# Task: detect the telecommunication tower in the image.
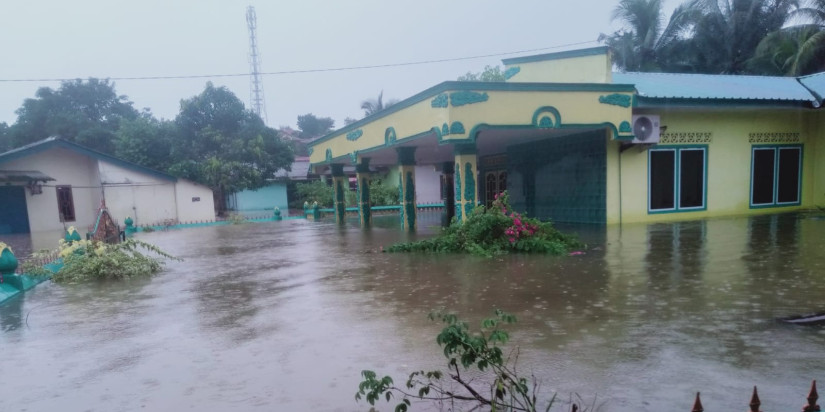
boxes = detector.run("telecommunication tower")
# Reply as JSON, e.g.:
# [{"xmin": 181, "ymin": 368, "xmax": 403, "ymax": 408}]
[{"xmin": 246, "ymin": 6, "xmax": 267, "ymax": 124}]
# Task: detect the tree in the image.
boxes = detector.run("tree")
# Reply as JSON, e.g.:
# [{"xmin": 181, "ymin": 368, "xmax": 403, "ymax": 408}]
[
  {"xmin": 0, "ymin": 122, "xmax": 10, "ymax": 152},
  {"xmin": 749, "ymin": 0, "xmax": 825, "ymax": 75},
  {"xmin": 343, "ymin": 117, "xmax": 359, "ymax": 126},
  {"xmin": 113, "ymin": 115, "xmax": 176, "ymax": 171},
  {"xmin": 682, "ymin": 0, "xmax": 799, "ymax": 74},
  {"xmin": 600, "ymin": 0, "xmax": 698, "ymax": 72},
  {"xmin": 170, "ymin": 82, "xmax": 293, "ymax": 214},
  {"xmin": 8, "ymin": 78, "xmax": 138, "ymax": 152},
  {"xmin": 356, "ymin": 310, "xmax": 559, "ymax": 412},
  {"xmin": 296, "ymin": 113, "xmax": 335, "ymax": 140},
  {"xmin": 457, "ymin": 65, "xmax": 506, "ymax": 81},
  {"xmin": 360, "ymin": 90, "xmax": 399, "ymax": 117}
]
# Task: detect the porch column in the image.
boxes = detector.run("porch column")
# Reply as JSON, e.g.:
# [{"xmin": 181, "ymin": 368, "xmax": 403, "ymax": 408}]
[
  {"xmin": 441, "ymin": 161, "xmax": 455, "ymax": 225},
  {"xmin": 454, "ymin": 143, "xmax": 478, "ymax": 222},
  {"xmin": 331, "ymin": 163, "xmax": 347, "ymax": 225},
  {"xmin": 396, "ymin": 147, "xmax": 417, "ymax": 231},
  {"xmin": 355, "ymin": 157, "xmax": 372, "ymax": 227}
]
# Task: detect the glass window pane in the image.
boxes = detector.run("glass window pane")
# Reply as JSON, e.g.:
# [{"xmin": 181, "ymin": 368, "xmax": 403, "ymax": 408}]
[
  {"xmin": 650, "ymin": 150, "xmax": 675, "ymax": 210},
  {"xmin": 679, "ymin": 149, "xmax": 705, "ymax": 208},
  {"xmin": 751, "ymin": 148, "xmax": 775, "ymax": 205},
  {"xmin": 777, "ymin": 147, "xmax": 801, "ymax": 203}
]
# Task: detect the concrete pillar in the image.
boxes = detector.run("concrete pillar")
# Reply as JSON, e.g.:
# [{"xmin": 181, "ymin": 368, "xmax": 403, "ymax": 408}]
[
  {"xmin": 441, "ymin": 161, "xmax": 455, "ymax": 225},
  {"xmin": 331, "ymin": 163, "xmax": 347, "ymax": 225},
  {"xmin": 454, "ymin": 143, "xmax": 478, "ymax": 222},
  {"xmin": 396, "ymin": 147, "xmax": 417, "ymax": 231},
  {"xmin": 356, "ymin": 157, "xmax": 372, "ymax": 227}
]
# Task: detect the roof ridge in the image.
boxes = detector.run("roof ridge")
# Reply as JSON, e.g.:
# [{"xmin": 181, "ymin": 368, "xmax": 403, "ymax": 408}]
[{"xmin": 616, "ymin": 71, "xmax": 800, "ymax": 80}]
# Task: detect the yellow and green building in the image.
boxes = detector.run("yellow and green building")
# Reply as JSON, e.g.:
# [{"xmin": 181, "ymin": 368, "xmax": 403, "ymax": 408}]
[{"xmin": 308, "ymin": 46, "xmax": 825, "ymax": 228}]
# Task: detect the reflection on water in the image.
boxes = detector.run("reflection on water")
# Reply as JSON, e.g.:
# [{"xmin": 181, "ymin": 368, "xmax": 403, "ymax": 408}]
[{"xmin": 1, "ymin": 214, "xmax": 824, "ymax": 412}]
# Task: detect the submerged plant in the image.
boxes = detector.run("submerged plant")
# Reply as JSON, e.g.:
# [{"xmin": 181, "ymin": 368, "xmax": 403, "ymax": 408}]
[
  {"xmin": 23, "ymin": 238, "xmax": 180, "ymax": 283},
  {"xmin": 387, "ymin": 192, "xmax": 582, "ymax": 257},
  {"xmin": 356, "ymin": 309, "xmax": 556, "ymax": 412}
]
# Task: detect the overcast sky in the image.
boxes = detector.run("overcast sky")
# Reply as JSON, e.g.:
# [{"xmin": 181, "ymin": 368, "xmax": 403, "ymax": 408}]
[{"xmin": 0, "ymin": 0, "xmax": 678, "ymax": 131}]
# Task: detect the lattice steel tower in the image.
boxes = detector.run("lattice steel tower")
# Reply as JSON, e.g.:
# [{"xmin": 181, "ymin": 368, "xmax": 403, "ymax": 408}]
[{"xmin": 246, "ymin": 5, "xmax": 267, "ymax": 124}]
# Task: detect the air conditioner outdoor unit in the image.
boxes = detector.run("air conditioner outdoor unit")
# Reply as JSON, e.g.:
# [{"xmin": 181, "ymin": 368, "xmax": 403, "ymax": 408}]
[{"xmin": 631, "ymin": 115, "xmax": 661, "ymax": 144}]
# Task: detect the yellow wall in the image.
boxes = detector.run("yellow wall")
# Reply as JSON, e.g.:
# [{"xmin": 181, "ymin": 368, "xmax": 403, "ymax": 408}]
[
  {"xmin": 608, "ymin": 109, "xmax": 818, "ymax": 224},
  {"xmin": 811, "ymin": 110, "xmax": 825, "ymax": 207},
  {"xmin": 504, "ymin": 53, "xmax": 612, "ymax": 84},
  {"xmin": 310, "ymin": 88, "xmax": 632, "ymax": 166}
]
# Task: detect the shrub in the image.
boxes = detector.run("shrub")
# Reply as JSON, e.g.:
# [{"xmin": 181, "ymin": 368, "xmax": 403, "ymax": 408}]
[
  {"xmin": 356, "ymin": 310, "xmax": 557, "ymax": 412},
  {"xmin": 23, "ymin": 238, "xmax": 180, "ymax": 283},
  {"xmin": 387, "ymin": 192, "xmax": 582, "ymax": 257},
  {"xmin": 369, "ymin": 177, "xmax": 399, "ymax": 206},
  {"xmin": 295, "ymin": 180, "xmax": 334, "ymax": 207}
]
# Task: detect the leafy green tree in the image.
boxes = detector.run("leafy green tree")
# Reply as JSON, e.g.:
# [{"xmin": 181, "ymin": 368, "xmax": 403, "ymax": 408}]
[
  {"xmin": 0, "ymin": 122, "xmax": 10, "ymax": 152},
  {"xmin": 114, "ymin": 115, "xmax": 176, "ymax": 171},
  {"xmin": 457, "ymin": 65, "xmax": 506, "ymax": 81},
  {"xmin": 600, "ymin": 0, "xmax": 698, "ymax": 72},
  {"xmin": 296, "ymin": 113, "xmax": 335, "ymax": 140},
  {"xmin": 360, "ymin": 90, "xmax": 399, "ymax": 117},
  {"xmin": 171, "ymin": 82, "xmax": 293, "ymax": 214},
  {"xmin": 8, "ymin": 78, "xmax": 138, "ymax": 152}
]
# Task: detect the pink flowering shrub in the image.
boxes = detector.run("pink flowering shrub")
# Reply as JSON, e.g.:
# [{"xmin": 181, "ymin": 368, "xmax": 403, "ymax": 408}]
[{"xmin": 388, "ymin": 191, "xmax": 582, "ymax": 257}]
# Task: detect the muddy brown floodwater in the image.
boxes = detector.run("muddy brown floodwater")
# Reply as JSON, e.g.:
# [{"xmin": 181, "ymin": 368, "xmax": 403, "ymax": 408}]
[{"xmin": 1, "ymin": 212, "xmax": 824, "ymax": 412}]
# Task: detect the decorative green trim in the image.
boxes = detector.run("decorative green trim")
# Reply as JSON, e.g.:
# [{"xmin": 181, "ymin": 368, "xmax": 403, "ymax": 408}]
[
  {"xmin": 330, "ymin": 163, "xmax": 345, "ymax": 177},
  {"xmin": 307, "ymin": 81, "xmax": 635, "ymax": 147},
  {"xmin": 385, "ymin": 127, "xmax": 397, "ymax": 145},
  {"xmin": 405, "ymin": 171, "xmax": 416, "ymax": 230},
  {"xmin": 619, "ymin": 121, "xmax": 632, "ymax": 133},
  {"xmin": 346, "ymin": 129, "xmax": 363, "ymax": 141},
  {"xmin": 464, "ymin": 162, "xmax": 475, "ymax": 217},
  {"xmin": 307, "ymin": 147, "xmax": 314, "ymax": 156},
  {"xmin": 538, "ymin": 116, "xmax": 553, "ymax": 128},
  {"xmin": 449, "ymin": 122, "xmax": 465, "ymax": 135},
  {"xmin": 349, "ymin": 152, "xmax": 357, "ymax": 164},
  {"xmin": 635, "ymin": 96, "xmax": 812, "ymax": 109},
  {"xmin": 396, "ymin": 146, "xmax": 416, "ymax": 165},
  {"xmin": 502, "ymin": 46, "xmax": 608, "ymax": 65},
  {"xmin": 360, "ymin": 176, "xmax": 371, "ymax": 226},
  {"xmin": 531, "ymin": 106, "xmax": 561, "ymax": 128},
  {"xmin": 442, "ymin": 123, "xmax": 449, "ymax": 136},
  {"xmin": 325, "ymin": 148, "xmax": 333, "ymax": 162},
  {"xmin": 450, "ymin": 91, "xmax": 489, "ymax": 107},
  {"xmin": 431, "ymin": 93, "xmax": 448, "ymax": 108},
  {"xmin": 455, "ymin": 162, "xmax": 462, "ymax": 223},
  {"xmin": 599, "ymin": 93, "xmax": 632, "ymax": 108},
  {"xmin": 504, "ymin": 66, "xmax": 521, "ymax": 80}
]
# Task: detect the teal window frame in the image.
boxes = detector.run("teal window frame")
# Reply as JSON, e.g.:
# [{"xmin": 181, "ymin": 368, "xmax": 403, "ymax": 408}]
[
  {"xmin": 749, "ymin": 144, "xmax": 802, "ymax": 208},
  {"xmin": 648, "ymin": 145, "xmax": 708, "ymax": 214}
]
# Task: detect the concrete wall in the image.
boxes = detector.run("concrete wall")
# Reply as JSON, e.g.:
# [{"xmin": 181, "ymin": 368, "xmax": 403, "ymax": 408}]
[
  {"xmin": 504, "ymin": 53, "xmax": 612, "ymax": 84},
  {"xmin": 413, "ymin": 165, "xmax": 442, "ymax": 204},
  {"xmin": 174, "ymin": 179, "xmax": 216, "ymax": 222},
  {"xmin": 2, "ymin": 148, "xmax": 100, "ymax": 233},
  {"xmin": 99, "ymin": 160, "xmax": 177, "ymax": 226},
  {"xmin": 607, "ymin": 109, "xmax": 818, "ymax": 224},
  {"xmin": 229, "ymin": 183, "xmax": 288, "ymax": 211}
]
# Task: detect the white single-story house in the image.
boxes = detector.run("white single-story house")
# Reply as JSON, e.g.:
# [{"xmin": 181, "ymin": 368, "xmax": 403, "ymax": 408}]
[{"xmin": 0, "ymin": 137, "xmax": 215, "ymax": 235}]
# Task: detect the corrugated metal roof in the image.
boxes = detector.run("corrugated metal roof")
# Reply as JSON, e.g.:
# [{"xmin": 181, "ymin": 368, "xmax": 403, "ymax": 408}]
[
  {"xmin": 799, "ymin": 72, "xmax": 825, "ymax": 104},
  {"xmin": 613, "ymin": 72, "xmax": 819, "ymax": 104},
  {"xmin": 0, "ymin": 170, "xmax": 55, "ymax": 183},
  {"xmin": 273, "ymin": 159, "xmax": 311, "ymax": 180}
]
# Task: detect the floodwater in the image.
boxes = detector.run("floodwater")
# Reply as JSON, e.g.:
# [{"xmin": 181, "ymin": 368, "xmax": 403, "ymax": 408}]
[{"xmin": 1, "ymin": 212, "xmax": 824, "ymax": 412}]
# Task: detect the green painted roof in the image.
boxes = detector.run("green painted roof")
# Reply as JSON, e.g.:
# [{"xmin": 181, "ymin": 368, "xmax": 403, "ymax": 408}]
[
  {"xmin": 799, "ymin": 72, "xmax": 825, "ymax": 104},
  {"xmin": 0, "ymin": 137, "xmax": 177, "ymax": 181},
  {"xmin": 613, "ymin": 72, "xmax": 820, "ymax": 106},
  {"xmin": 502, "ymin": 46, "xmax": 609, "ymax": 65}
]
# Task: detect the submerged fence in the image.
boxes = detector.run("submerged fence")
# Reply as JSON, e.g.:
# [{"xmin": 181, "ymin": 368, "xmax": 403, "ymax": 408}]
[{"xmin": 688, "ymin": 381, "xmax": 819, "ymax": 412}]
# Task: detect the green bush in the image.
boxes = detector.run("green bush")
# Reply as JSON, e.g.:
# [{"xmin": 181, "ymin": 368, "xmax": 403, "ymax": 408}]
[
  {"xmin": 357, "ymin": 310, "xmax": 557, "ymax": 412},
  {"xmin": 23, "ymin": 238, "xmax": 180, "ymax": 283},
  {"xmin": 369, "ymin": 177, "xmax": 399, "ymax": 206},
  {"xmin": 295, "ymin": 180, "xmax": 333, "ymax": 207},
  {"xmin": 387, "ymin": 192, "xmax": 582, "ymax": 257}
]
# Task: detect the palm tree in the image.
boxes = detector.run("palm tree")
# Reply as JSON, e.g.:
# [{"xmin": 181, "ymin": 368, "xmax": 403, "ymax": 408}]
[
  {"xmin": 600, "ymin": 0, "xmax": 698, "ymax": 72},
  {"xmin": 684, "ymin": 0, "xmax": 798, "ymax": 74},
  {"xmin": 749, "ymin": 0, "xmax": 825, "ymax": 75},
  {"xmin": 360, "ymin": 90, "xmax": 399, "ymax": 117}
]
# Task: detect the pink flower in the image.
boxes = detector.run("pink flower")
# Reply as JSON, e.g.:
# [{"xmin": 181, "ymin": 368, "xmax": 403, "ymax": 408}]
[{"xmin": 509, "ymin": 237, "xmax": 516, "ymax": 243}]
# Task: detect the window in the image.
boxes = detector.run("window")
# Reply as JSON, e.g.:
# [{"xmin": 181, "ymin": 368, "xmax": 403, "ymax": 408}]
[
  {"xmin": 56, "ymin": 185, "xmax": 76, "ymax": 222},
  {"xmin": 649, "ymin": 147, "xmax": 707, "ymax": 213},
  {"xmin": 750, "ymin": 145, "xmax": 801, "ymax": 207}
]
